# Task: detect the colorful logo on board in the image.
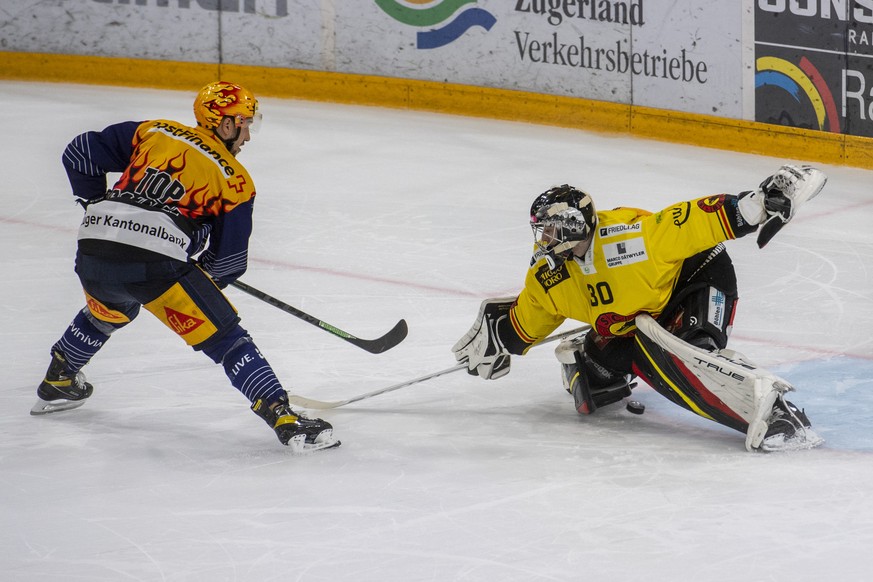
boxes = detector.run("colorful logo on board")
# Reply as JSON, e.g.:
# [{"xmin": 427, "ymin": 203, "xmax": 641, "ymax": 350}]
[
  {"xmin": 375, "ymin": 0, "xmax": 496, "ymax": 49},
  {"xmin": 755, "ymin": 56, "xmax": 840, "ymax": 133}
]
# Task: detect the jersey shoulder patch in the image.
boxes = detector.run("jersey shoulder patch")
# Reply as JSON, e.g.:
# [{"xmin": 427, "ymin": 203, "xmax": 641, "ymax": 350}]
[{"xmin": 535, "ymin": 261, "xmax": 571, "ymax": 293}]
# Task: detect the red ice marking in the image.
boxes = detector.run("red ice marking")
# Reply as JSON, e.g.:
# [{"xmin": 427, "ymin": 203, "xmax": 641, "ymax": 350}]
[{"xmin": 250, "ymin": 256, "xmax": 497, "ymax": 297}]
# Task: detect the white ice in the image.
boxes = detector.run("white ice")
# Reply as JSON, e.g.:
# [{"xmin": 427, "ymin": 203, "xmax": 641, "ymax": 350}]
[{"xmin": 2, "ymin": 81, "xmax": 873, "ymax": 581}]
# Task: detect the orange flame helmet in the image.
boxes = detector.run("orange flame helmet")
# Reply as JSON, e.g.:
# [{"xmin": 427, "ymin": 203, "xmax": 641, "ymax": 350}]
[{"xmin": 193, "ymin": 81, "xmax": 259, "ymax": 130}]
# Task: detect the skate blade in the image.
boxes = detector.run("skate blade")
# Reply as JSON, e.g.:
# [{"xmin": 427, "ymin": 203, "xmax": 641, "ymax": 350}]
[
  {"xmin": 758, "ymin": 428, "xmax": 824, "ymax": 453},
  {"xmin": 285, "ymin": 430, "xmax": 341, "ymax": 454},
  {"xmin": 30, "ymin": 397, "xmax": 87, "ymax": 416}
]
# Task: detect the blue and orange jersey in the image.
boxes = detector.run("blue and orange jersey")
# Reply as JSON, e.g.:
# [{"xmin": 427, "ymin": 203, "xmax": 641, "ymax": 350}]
[
  {"xmin": 508, "ymin": 195, "xmax": 758, "ymax": 349},
  {"xmin": 63, "ymin": 119, "xmax": 256, "ymax": 286}
]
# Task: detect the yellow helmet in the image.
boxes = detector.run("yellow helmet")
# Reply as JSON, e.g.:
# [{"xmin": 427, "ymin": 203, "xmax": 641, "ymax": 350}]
[{"xmin": 193, "ymin": 81, "xmax": 259, "ymax": 130}]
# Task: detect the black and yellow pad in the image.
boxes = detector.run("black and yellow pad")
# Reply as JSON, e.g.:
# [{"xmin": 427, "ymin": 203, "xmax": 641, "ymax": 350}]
[
  {"xmin": 143, "ymin": 267, "xmax": 240, "ymax": 348},
  {"xmin": 632, "ymin": 314, "xmax": 750, "ymax": 434},
  {"xmin": 84, "ymin": 291, "xmax": 132, "ymax": 326}
]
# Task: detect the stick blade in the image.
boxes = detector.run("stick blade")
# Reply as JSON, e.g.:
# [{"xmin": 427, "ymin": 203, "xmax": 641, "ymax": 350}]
[{"xmin": 349, "ymin": 318, "xmax": 408, "ymax": 354}]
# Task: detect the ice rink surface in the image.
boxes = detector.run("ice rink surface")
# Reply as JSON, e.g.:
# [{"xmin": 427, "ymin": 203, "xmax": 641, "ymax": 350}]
[{"xmin": 2, "ymin": 81, "xmax": 872, "ymax": 581}]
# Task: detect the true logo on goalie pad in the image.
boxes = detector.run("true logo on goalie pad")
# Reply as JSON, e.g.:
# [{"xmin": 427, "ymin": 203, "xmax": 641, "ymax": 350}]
[{"xmin": 690, "ymin": 356, "xmax": 748, "ymax": 382}]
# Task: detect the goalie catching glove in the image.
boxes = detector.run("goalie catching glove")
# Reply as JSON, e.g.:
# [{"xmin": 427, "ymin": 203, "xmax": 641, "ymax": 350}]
[
  {"xmin": 737, "ymin": 164, "xmax": 827, "ymax": 248},
  {"xmin": 452, "ymin": 297, "xmax": 516, "ymax": 379}
]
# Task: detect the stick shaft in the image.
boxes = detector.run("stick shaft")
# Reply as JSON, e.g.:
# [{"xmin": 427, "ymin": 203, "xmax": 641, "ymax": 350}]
[
  {"xmin": 229, "ymin": 280, "xmax": 407, "ymax": 354},
  {"xmin": 288, "ymin": 325, "xmax": 591, "ymax": 409}
]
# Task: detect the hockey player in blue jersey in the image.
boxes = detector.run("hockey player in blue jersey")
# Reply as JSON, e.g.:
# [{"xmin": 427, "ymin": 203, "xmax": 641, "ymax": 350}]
[{"xmin": 32, "ymin": 82, "xmax": 339, "ymax": 452}]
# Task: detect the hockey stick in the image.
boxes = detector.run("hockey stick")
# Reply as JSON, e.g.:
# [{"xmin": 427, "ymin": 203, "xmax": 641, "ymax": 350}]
[
  {"xmin": 229, "ymin": 280, "xmax": 408, "ymax": 354},
  {"xmin": 288, "ymin": 324, "xmax": 591, "ymax": 409}
]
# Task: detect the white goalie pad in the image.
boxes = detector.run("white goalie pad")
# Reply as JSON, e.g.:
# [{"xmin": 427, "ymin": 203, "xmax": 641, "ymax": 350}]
[{"xmin": 634, "ymin": 314, "xmax": 791, "ymax": 451}]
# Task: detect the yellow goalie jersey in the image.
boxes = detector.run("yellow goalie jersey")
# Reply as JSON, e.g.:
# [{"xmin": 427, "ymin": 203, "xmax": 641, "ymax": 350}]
[{"xmin": 509, "ymin": 194, "xmax": 757, "ymax": 347}]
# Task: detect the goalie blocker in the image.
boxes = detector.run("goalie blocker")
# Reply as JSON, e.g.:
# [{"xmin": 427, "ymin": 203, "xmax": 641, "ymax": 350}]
[{"xmin": 632, "ymin": 314, "xmax": 823, "ymax": 452}]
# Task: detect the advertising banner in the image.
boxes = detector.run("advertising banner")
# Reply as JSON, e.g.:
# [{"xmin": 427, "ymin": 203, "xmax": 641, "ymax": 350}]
[
  {"xmin": 1, "ymin": 0, "xmax": 743, "ymax": 118},
  {"xmin": 0, "ymin": 1, "xmax": 325, "ymax": 69},
  {"xmin": 337, "ymin": 1, "xmax": 743, "ymax": 117},
  {"xmin": 755, "ymin": 0, "xmax": 873, "ymax": 137}
]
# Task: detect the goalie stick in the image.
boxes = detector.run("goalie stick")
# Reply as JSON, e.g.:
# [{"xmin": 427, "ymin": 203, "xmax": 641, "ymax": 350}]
[
  {"xmin": 230, "ymin": 280, "xmax": 408, "ymax": 354},
  {"xmin": 287, "ymin": 325, "xmax": 592, "ymax": 409}
]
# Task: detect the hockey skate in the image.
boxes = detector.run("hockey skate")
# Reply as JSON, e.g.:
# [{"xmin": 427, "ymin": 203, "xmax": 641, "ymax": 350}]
[
  {"xmin": 756, "ymin": 395, "xmax": 823, "ymax": 453},
  {"xmin": 30, "ymin": 351, "xmax": 94, "ymax": 415},
  {"xmin": 251, "ymin": 394, "xmax": 340, "ymax": 453}
]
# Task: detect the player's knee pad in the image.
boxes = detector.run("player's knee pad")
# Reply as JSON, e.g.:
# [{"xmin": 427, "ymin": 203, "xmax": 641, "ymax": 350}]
[
  {"xmin": 82, "ymin": 307, "xmax": 125, "ymax": 336},
  {"xmin": 555, "ymin": 334, "xmax": 633, "ymax": 414},
  {"xmin": 143, "ymin": 265, "xmax": 241, "ymax": 351},
  {"xmin": 664, "ymin": 245, "xmax": 739, "ymax": 351},
  {"xmin": 582, "ymin": 332, "xmax": 635, "ymax": 381},
  {"xmin": 81, "ymin": 291, "xmax": 139, "ymax": 335},
  {"xmin": 661, "ymin": 284, "xmax": 738, "ymax": 351}
]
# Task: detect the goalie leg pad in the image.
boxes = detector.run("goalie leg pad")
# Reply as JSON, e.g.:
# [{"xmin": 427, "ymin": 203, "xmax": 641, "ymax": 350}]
[
  {"xmin": 556, "ymin": 335, "xmax": 634, "ymax": 414},
  {"xmin": 632, "ymin": 315, "xmax": 756, "ymax": 434},
  {"xmin": 633, "ymin": 314, "xmax": 823, "ymax": 451}
]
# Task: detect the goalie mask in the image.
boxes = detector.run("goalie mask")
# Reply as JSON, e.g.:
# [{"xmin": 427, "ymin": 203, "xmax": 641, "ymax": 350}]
[{"xmin": 530, "ymin": 184, "xmax": 597, "ymax": 269}]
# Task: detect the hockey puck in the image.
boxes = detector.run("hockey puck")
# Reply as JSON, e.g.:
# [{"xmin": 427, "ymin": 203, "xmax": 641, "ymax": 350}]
[{"xmin": 626, "ymin": 400, "xmax": 646, "ymax": 415}]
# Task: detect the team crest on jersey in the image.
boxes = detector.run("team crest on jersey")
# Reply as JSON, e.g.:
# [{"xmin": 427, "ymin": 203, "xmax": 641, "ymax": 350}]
[
  {"xmin": 698, "ymin": 195, "xmax": 726, "ymax": 213},
  {"xmin": 535, "ymin": 262, "xmax": 570, "ymax": 292},
  {"xmin": 595, "ymin": 312, "xmax": 639, "ymax": 337}
]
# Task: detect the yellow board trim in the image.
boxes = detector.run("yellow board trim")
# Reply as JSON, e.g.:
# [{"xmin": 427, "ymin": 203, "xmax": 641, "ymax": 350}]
[{"xmin": 3, "ymin": 51, "xmax": 873, "ymax": 168}]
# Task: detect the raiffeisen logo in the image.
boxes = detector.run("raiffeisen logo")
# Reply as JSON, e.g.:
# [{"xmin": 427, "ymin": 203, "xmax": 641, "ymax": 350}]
[{"xmin": 375, "ymin": 0, "xmax": 497, "ymax": 49}]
